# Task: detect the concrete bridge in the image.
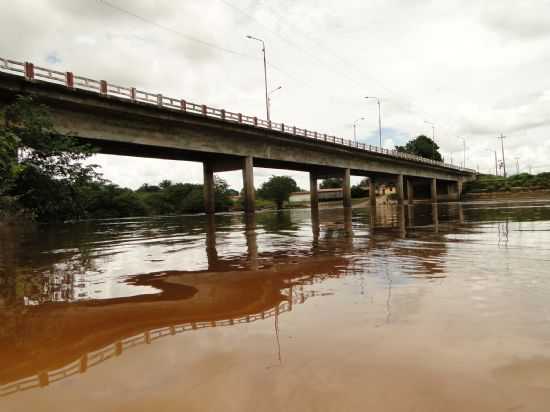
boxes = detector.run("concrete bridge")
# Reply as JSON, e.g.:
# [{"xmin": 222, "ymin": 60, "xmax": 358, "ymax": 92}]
[{"xmin": 0, "ymin": 58, "xmax": 476, "ymax": 212}]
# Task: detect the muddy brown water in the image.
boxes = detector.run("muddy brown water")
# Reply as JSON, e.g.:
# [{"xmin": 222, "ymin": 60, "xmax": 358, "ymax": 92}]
[{"xmin": 1, "ymin": 201, "xmax": 550, "ymax": 411}]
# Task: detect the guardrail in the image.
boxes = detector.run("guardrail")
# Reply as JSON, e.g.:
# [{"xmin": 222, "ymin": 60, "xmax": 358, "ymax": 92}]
[{"xmin": 0, "ymin": 57, "xmax": 476, "ymax": 174}]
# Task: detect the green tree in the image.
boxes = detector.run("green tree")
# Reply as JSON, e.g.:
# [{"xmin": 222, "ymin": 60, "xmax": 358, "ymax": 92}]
[
  {"xmin": 395, "ymin": 135, "xmax": 442, "ymax": 161},
  {"xmin": 1, "ymin": 96, "xmax": 100, "ymax": 220},
  {"xmin": 257, "ymin": 176, "xmax": 299, "ymax": 209},
  {"xmin": 320, "ymin": 178, "xmax": 343, "ymax": 189}
]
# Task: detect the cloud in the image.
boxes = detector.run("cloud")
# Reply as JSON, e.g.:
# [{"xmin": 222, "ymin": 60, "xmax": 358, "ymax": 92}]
[{"xmin": 481, "ymin": 1, "xmax": 550, "ymax": 40}]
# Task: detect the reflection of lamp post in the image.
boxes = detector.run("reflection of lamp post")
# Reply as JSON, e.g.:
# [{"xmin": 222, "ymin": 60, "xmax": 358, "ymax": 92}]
[
  {"xmin": 485, "ymin": 148, "xmax": 498, "ymax": 176},
  {"xmin": 267, "ymin": 86, "xmax": 282, "ymax": 119},
  {"xmin": 353, "ymin": 117, "xmax": 365, "ymax": 141},
  {"xmin": 364, "ymin": 96, "xmax": 382, "ymax": 147},
  {"xmin": 458, "ymin": 136, "xmax": 466, "ymax": 168},
  {"xmin": 246, "ymin": 35, "xmax": 269, "ymax": 121}
]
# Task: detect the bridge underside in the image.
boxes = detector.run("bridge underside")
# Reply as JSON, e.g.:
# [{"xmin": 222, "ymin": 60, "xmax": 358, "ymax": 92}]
[{"xmin": 0, "ymin": 72, "xmax": 476, "ymax": 213}]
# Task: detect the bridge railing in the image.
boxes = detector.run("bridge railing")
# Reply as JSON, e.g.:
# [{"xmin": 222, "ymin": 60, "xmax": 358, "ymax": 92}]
[{"xmin": 0, "ymin": 57, "xmax": 476, "ymax": 174}]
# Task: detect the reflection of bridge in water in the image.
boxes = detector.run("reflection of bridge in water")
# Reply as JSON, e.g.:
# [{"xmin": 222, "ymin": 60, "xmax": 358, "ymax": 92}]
[{"xmin": 0, "ymin": 286, "xmax": 320, "ymax": 398}]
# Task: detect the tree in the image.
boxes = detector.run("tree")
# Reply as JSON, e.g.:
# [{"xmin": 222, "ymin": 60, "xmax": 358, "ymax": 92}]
[
  {"xmin": 320, "ymin": 178, "xmax": 343, "ymax": 189},
  {"xmin": 257, "ymin": 176, "xmax": 299, "ymax": 209},
  {"xmin": 1, "ymin": 95, "xmax": 100, "ymax": 220},
  {"xmin": 395, "ymin": 135, "xmax": 442, "ymax": 161}
]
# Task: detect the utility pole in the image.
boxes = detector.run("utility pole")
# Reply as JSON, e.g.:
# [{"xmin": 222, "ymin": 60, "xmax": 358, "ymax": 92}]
[
  {"xmin": 515, "ymin": 157, "xmax": 520, "ymax": 175},
  {"xmin": 485, "ymin": 148, "xmax": 498, "ymax": 176},
  {"xmin": 497, "ymin": 133, "xmax": 507, "ymax": 177}
]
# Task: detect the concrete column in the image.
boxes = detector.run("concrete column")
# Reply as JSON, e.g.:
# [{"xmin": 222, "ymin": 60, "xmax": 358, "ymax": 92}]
[
  {"xmin": 343, "ymin": 168, "xmax": 352, "ymax": 208},
  {"xmin": 406, "ymin": 179, "xmax": 414, "ymax": 204},
  {"xmin": 203, "ymin": 161, "xmax": 215, "ymax": 214},
  {"xmin": 242, "ymin": 156, "xmax": 255, "ymax": 213},
  {"xmin": 457, "ymin": 178, "xmax": 463, "ymax": 200},
  {"xmin": 369, "ymin": 177, "xmax": 376, "ymax": 208},
  {"xmin": 396, "ymin": 174, "xmax": 404, "ymax": 204},
  {"xmin": 309, "ymin": 172, "xmax": 319, "ymax": 211},
  {"xmin": 430, "ymin": 178, "xmax": 437, "ymax": 203}
]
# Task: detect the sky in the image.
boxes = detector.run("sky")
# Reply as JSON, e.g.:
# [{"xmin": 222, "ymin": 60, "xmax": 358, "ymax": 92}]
[{"xmin": 1, "ymin": 0, "xmax": 550, "ymax": 190}]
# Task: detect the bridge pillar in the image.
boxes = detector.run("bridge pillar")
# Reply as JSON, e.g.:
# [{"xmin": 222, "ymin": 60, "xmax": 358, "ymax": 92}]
[
  {"xmin": 242, "ymin": 156, "xmax": 255, "ymax": 213},
  {"xmin": 430, "ymin": 178, "xmax": 437, "ymax": 203},
  {"xmin": 309, "ymin": 172, "xmax": 319, "ymax": 211},
  {"xmin": 406, "ymin": 178, "xmax": 414, "ymax": 204},
  {"xmin": 457, "ymin": 178, "xmax": 463, "ymax": 200},
  {"xmin": 396, "ymin": 174, "xmax": 404, "ymax": 204},
  {"xmin": 343, "ymin": 168, "xmax": 352, "ymax": 208},
  {"xmin": 203, "ymin": 161, "xmax": 215, "ymax": 214},
  {"xmin": 369, "ymin": 177, "xmax": 376, "ymax": 208}
]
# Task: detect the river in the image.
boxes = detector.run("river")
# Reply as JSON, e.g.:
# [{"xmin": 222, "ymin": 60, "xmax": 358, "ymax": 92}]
[{"xmin": 1, "ymin": 200, "xmax": 550, "ymax": 411}]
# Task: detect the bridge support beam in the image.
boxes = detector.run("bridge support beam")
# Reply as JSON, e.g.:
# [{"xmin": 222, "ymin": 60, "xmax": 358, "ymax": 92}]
[
  {"xmin": 309, "ymin": 172, "xmax": 319, "ymax": 211},
  {"xmin": 407, "ymin": 178, "xmax": 414, "ymax": 204},
  {"xmin": 369, "ymin": 177, "xmax": 376, "ymax": 208},
  {"xmin": 242, "ymin": 156, "xmax": 255, "ymax": 213},
  {"xmin": 343, "ymin": 168, "xmax": 352, "ymax": 208},
  {"xmin": 430, "ymin": 178, "xmax": 437, "ymax": 203},
  {"xmin": 396, "ymin": 174, "xmax": 404, "ymax": 204},
  {"xmin": 203, "ymin": 161, "xmax": 215, "ymax": 214}
]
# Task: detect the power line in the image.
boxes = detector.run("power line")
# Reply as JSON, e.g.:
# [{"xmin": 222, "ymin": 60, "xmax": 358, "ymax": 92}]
[{"xmin": 97, "ymin": 0, "xmax": 252, "ymax": 58}]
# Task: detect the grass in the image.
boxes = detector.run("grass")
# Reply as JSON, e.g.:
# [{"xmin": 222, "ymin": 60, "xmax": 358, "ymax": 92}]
[{"xmin": 464, "ymin": 173, "xmax": 550, "ymax": 193}]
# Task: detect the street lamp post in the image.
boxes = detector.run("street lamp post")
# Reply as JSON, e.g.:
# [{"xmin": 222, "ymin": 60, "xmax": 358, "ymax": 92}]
[
  {"xmin": 458, "ymin": 137, "xmax": 466, "ymax": 168},
  {"xmin": 353, "ymin": 117, "xmax": 365, "ymax": 141},
  {"xmin": 424, "ymin": 120, "xmax": 436, "ymax": 160},
  {"xmin": 364, "ymin": 96, "xmax": 382, "ymax": 147},
  {"xmin": 267, "ymin": 86, "xmax": 282, "ymax": 119},
  {"xmin": 246, "ymin": 35, "xmax": 269, "ymax": 121}
]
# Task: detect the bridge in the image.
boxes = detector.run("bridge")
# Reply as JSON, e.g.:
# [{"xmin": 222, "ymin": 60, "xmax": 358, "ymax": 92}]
[{"xmin": 0, "ymin": 57, "xmax": 476, "ymax": 213}]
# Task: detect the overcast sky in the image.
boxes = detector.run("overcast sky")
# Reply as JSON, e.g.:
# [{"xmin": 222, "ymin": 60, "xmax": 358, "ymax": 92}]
[{"xmin": 1, "ymin": 0, "xmax": 550, "ymax": 190}]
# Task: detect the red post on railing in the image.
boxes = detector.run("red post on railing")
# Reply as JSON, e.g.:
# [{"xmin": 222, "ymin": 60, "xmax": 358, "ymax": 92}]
[
  {"xmin": 79, "ymin": 354, "xmax": 88, "ymax": 373},
  {"xmin": 180, "ymin": 99, "xmax": 186, "ymax": 111},
  {"xmin": 115, "ymin": 341, "xmax": 123, "ymax": 356},
  {"xmin": 24, "ymin": 62, "xmax": 34, "ymax": 80},
  {"xmin": 253, "ymin": 116, "xmax": 258, "ymax": 126},
  {"xmin": 238, "ymin": 113, "xmax": 242, "ymax": 123},
  {"xmin": 221, "ymin": 109, "xmax": 226, "ymax": 120},
  {"xmin": 202, "ymin": 105, "xmax": 207, "ymax": 116},
  {"xmin": 100, "ymin": 80, "xmax": 107, "ymax": 95},
  {"xmin": 130, "ymin": 87, "xmax": 136, "ymax": 101},
  {"xmin": 157, "ymin": 93, "xmax": 163, "ymax": 106},
  {"xmin": 169, "ymin": 326, "xmax": 176, "ymax": 335},
  {"xmin": 65, "ymin": 72, "xmax": 74, "ymax": 89}
]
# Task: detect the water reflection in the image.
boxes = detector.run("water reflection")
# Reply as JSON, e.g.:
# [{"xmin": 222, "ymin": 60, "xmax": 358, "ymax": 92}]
[{"xmin": 2, "ymin": 201, "xmax": 550, "ymax": 401}]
